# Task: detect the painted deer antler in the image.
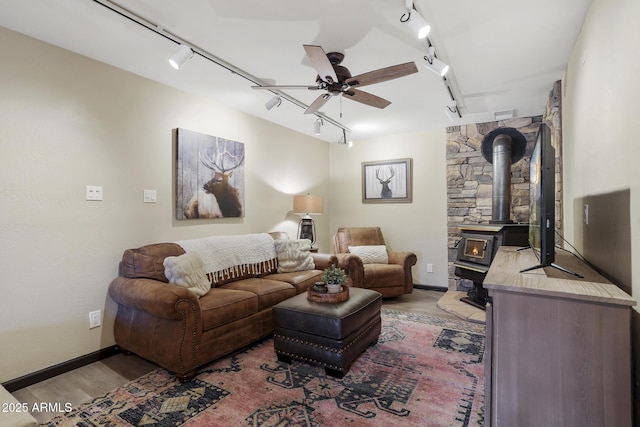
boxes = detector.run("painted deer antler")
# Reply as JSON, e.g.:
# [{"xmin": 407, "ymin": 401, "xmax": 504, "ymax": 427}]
[{"xmin": 199, "ymin": 141, "xmax": 245, "ymax": 175}]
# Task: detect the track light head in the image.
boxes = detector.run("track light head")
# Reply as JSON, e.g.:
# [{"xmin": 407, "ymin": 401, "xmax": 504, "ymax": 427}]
[
  {"xmin": 340, "ymin": 129, "xmax": 353, "ymax": 146},
  {"xmin": 402, "ymin": 1, "xmax": 430, "ymax": 39},
  {"xmin": 313, "ymin": 118, "xmax": 323, "ymax": 135},
  {"xmin": 424, "ymin": 46, "xmax": 449, "ymax": 76},
  {"xmin": 265, "ymin": 96, "xmax": 282, "ymax": 110},
  {"xmin": 405, "ymin": 12, "xmax": 430, "ymax": 39},
  {"xmin": 445, "ymin": 103, "xmax": 460, "ymax": 121},
  {"xmin": 169, "ymin": 44, "xmax": 194, "ymax": 70}
]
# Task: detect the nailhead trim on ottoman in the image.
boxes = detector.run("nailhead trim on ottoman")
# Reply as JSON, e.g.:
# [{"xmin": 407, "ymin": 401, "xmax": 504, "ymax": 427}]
[{"xmin": 272, "ymin": 287, "xmax": 382, "ymax": 377}]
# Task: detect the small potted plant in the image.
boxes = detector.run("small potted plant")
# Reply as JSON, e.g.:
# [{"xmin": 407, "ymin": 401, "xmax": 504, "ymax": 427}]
[{"xmin": 322, "ymin": 264, "xmax": 347, "ymax": 294}]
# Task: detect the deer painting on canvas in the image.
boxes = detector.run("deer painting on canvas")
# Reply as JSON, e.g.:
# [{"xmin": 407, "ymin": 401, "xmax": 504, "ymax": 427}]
[{"xmin": 176, "ymin": 129, "xmax": 245, "ymax": 219}]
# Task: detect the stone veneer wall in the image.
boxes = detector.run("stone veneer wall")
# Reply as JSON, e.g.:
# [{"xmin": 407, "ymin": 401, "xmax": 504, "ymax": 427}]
[{"xmin": 446, "ymin": 81, "xmax": 562, "ymax": 290}]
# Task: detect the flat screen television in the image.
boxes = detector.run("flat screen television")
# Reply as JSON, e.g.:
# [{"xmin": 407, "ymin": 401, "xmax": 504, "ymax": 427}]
[{"xmin": 520, "ymin": 123, "xmax": 581, "ymax": 277}]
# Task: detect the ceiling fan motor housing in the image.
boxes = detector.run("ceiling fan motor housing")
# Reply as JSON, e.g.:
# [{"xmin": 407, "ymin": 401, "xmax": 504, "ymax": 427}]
[{"xmin": 316, "ymin": 61, "xmax": 352, "ymax": 95}]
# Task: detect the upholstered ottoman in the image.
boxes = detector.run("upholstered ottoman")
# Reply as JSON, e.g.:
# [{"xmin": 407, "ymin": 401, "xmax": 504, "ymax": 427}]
[{"xmin": 272, "ymin": 287, "xmax": 382, "ymax": 378}]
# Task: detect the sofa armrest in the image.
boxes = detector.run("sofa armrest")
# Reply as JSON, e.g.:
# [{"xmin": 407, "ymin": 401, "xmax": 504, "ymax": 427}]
[
  {"xmin": 310, "ymin": 252, "xmax": 338, "ymax": 270},
  {"xmin": 109, "ymin": 276, "xmax": 201, "ymax": 320},
  {"xmin": 333, "ymin": 253, "xmax": 365, "ymax": 288}
]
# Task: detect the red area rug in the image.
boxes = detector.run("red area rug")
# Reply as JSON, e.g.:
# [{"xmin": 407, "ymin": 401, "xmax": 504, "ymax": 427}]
[{"xmin": 45, "ymin": 310, "xmax": 485, "ymax": 426}]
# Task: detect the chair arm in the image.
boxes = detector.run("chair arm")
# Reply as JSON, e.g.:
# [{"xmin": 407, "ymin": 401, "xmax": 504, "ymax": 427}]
[
  {"xmin": 310, "ymin": 252, "xmax": 338, "ymax": 270},
  {"xmin": 388, "ymin": 251, "xmax": 418, "ymax": 293},
  {"xmin": 333, "ymin": 253, "xmax": 365, "ymax": 288},
  {"xmin": 388, "ymin": 251, "xmax": 418, "ymax": 267},
  {"xmin": 108, "ymin": 276, "xmax": 201, "ymax": 321}
]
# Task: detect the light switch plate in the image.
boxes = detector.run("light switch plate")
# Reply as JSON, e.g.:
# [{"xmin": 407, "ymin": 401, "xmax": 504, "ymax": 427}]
[
  {"xmin": 143, "ymin": 189, "xmax": 157, "ymax": 203},
  {"xmin": 85, "ymin": 185, "xmax": 103, "ymax": 201}
]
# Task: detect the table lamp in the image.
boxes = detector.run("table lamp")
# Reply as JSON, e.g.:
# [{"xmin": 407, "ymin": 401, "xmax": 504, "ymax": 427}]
[{"xmin": 292, "ymin": 194, "xmax": 323, "ymax": 245}]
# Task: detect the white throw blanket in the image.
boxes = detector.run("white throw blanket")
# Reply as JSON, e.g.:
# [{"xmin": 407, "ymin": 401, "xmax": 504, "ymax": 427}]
[{"xmin": 176, "ymin": 233, "xmax": 277, "ymax": 284}]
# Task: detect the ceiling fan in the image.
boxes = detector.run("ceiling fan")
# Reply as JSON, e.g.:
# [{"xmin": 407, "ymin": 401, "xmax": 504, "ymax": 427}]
[{"xmin": 252, "ymin": 45, "xmax": 419, "ymax": 115}]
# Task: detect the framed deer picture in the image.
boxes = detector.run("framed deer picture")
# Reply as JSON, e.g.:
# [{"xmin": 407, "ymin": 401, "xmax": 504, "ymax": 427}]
[
  {"xmin": 175, "ymin": 128, "xmax": 245, "ymax": 219},
  {"xmin": 361, "ymin": 158, "xmax": 412, "ymax": 204}
]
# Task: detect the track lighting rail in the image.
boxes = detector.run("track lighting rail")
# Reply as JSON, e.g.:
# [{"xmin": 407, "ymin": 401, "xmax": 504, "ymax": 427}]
[{"xmin": 91, "ymin": 0, "xmax": 351, "ymax": 134}]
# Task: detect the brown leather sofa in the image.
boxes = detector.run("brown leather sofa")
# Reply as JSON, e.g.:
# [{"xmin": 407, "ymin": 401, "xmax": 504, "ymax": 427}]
[
  {"xmin": 333, "ymin": 227, "xmax": 417, "ymax": 298},
  {"xmin": 108, "ymin": 232, "xmax": 336, "ymax": 381}
]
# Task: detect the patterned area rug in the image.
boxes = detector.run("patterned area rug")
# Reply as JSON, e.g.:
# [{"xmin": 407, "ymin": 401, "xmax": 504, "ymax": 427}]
[{"xmin": 44, "ymin": 310, "xmax": 485, "ymax": 426}]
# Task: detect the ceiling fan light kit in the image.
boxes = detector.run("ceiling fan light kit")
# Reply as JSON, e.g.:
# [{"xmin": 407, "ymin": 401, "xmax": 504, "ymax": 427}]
[{"xmin": 168, "ymin": 44, "xmax": 194, "ymax": 70}]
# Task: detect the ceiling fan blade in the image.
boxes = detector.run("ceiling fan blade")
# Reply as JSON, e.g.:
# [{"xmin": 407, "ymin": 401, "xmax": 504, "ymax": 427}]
[
  {"xmin": 343, "ymin": 88, "xmax": 391, "ymax": 109},
  {"xmin": 345, "ymin": 62, "xmax": 418, "ymax": 88},
  {"xmin": 304, "ymin": 93, "xmax": 332, "ymax": 114},
  {"xmin": 252, "ymin": 85, "xmax": 319, "ymax": 90},
  {"xmin": 303, "ymin": 45, "xmax": 339, "ymax": 84}
]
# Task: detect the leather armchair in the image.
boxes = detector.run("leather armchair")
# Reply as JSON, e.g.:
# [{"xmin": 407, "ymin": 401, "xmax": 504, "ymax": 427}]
[{"xmin": 333, "ymin": 227, "xmax": 417, "ymax": 298}]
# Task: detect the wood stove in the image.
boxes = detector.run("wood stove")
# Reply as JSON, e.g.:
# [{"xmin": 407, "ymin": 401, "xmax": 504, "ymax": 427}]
[
  {"xmin": 454, "ymin": 224, "xmax": 528, "ymax": 309},
  {"xmin": 453, "ymin": 127, "xmax": 529, "ymax": 310}
]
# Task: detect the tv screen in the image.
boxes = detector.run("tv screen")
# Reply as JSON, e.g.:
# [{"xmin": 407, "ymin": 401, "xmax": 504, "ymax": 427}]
[
  {"xmin": 521, "ymin": 123, "xmax": 582, "ymax": 277},
  {"xmin": 528, "ymin": 123, "xmax": 555, "ymax": 265}
]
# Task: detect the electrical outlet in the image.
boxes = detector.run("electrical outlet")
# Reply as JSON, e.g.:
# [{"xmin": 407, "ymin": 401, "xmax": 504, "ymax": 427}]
[
  {"xmin": 427, "ymin": 263, "xmax": 433, "ymax": 273},
  {"xmin": 89, "ymin": 310, "xmax": 101, "ymax": 329},
  {"xmin": 584, "ymin": 204, "xmax": 589, "ymax": 225}
]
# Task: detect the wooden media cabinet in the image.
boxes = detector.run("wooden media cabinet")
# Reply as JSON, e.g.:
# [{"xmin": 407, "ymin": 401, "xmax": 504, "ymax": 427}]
[{"xmin": 483, "ymin": 246, "xmax": 636, "ymax": 427}]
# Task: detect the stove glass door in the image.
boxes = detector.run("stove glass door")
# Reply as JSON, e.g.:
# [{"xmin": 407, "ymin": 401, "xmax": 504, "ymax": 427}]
[{"xmin": 464, "ymin": 238, "xmax": 487, "ymax": 259}]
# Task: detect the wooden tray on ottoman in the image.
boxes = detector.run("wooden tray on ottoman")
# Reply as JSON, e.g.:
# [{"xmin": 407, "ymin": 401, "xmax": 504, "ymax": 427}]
[{"xmin": 307, "ymin": 286, "xmax": 349, "ymax": 303}]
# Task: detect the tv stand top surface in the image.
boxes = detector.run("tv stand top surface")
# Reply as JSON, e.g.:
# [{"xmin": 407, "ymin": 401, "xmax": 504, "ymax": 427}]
[{"xmin": 484, "ymin": 246, "xmax": 636, "ymax": 307}]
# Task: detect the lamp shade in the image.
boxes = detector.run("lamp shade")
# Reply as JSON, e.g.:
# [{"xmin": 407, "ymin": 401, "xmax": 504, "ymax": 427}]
[{"xmin": 293, "ymin": 194, "xmax": 323, "ymax": 215}]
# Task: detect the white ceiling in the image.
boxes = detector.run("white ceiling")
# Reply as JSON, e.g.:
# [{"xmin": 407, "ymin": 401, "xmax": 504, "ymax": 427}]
[{"xmin": 0, "ymin": 0, "xmax": 592, "ymax": 143}]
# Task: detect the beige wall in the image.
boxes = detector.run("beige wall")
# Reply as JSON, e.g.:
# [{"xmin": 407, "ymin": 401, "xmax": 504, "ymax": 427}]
[
  {"xmin": 562, "ymin": 0, "xmax": 640, "ymax": 312},
  {"xmin": 328, "ymin": 129, "xmax": 449, "ymax": 288},
  {"xmin": 0, "ymin": 27, "xmax": 329, "ymax": 382}
]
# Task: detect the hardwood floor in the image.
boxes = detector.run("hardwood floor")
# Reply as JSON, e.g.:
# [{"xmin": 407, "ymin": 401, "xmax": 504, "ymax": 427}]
[{"xmin": 11, "ymin": 288, "xmax": 461, "ymax": 423}]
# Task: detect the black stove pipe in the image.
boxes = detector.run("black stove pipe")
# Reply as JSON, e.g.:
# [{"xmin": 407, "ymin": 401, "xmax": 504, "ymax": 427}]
[
  {"xmin": 481, "ymin": 127, "xmax": 527, "ymax": 224},
  {"xmin": 491, "ymin": 134, "xmax": 513, "ymax": 223}
]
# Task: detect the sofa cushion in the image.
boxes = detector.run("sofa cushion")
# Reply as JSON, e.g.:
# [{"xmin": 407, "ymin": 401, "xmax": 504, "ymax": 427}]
[
  {"xmin": 221, "ymin": 278, "xmax": 296, "ymax": 311},
  {"xmin": 264, "ymin": 270, "xmax": 323, "ymax": 293},
  {"xmin": 121, "ymin": 243, "xmax": 185, "ymax": 281},
  {"xmin": 199, "ymin": 288, "xmax": 259, "ymax": 331},
  {"xmin": 163, "ymin": 252, "xmax": 211, "ymax": 296},
  {"xmin": 274, "ymin": 239, "xmax": 315, "ymax": 273},
  {"xmin": 348, "ymin": 245, "xmax": 389, "ymax": 264}
]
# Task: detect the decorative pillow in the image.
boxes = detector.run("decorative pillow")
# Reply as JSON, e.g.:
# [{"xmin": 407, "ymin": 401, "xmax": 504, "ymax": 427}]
[
  {"xmin": 348, "ymin": 245, "xmax": 389, "ymax": 264},
  {"xmin": 163, "ymin": 252, "xmax": 212, "ymax": 297},
  {"xmin": 274, "ymin": 239, "xmax": 315, "ymax": 273}
]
